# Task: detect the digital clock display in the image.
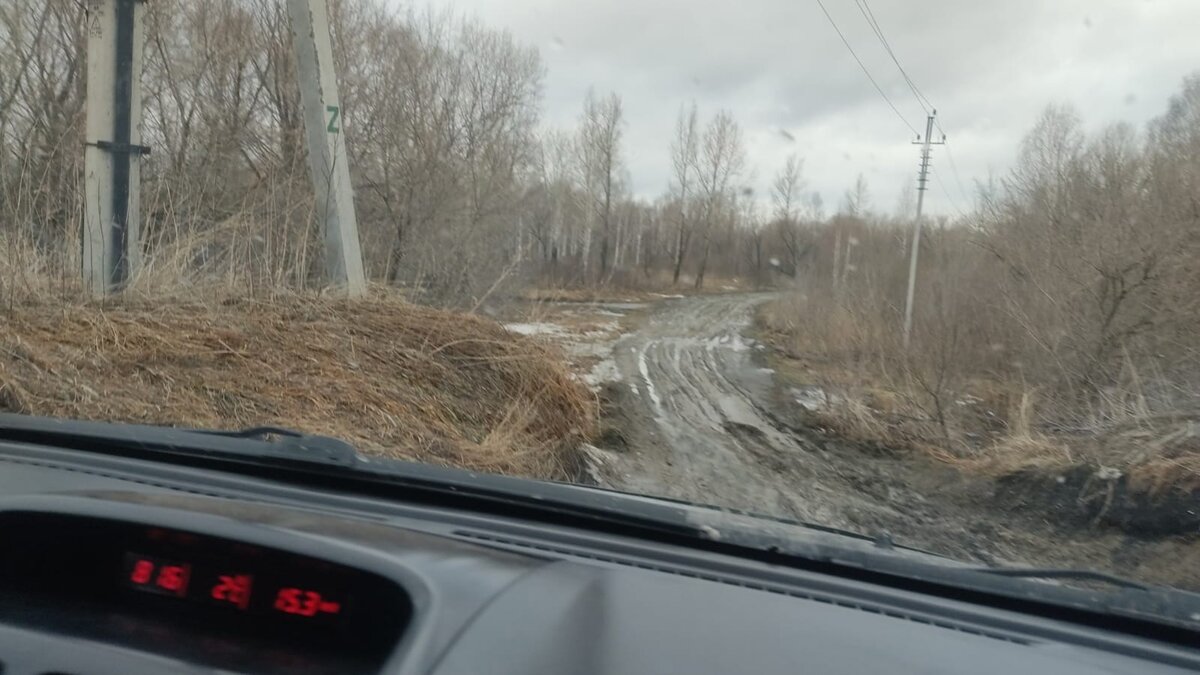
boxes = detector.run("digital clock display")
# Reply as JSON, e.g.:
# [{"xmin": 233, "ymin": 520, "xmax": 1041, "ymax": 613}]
[
  {"xmin": 123, "ymin": 551, "xmax": 346, "ymax": 621},
  {"xmin": 0, "ymin": 512, "xmax": 410, "ymax": 675}
]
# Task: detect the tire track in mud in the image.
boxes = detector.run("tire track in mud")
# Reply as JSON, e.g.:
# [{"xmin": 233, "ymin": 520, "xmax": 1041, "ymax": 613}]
[
  {"xmin": 582, "ymin": 292, "xmax": 1199, "ymax": 584},
  {"xmin": 600, "ymin": 293, "xmax": 901, "ymax": 534},
  {"xmin": 588, "ymin": 293, "xmax": 1056, "ymax": 566}
]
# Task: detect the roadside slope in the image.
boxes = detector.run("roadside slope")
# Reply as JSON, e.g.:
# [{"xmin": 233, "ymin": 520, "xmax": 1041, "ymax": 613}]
[{"xmin": 0, "ymin": 293, "xmax": 596, "ymax": 480}]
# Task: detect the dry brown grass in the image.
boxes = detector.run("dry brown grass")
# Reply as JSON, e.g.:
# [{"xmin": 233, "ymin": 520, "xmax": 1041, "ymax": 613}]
[
  {"xmin": 758, "ymin": 291, "xmax": 1200, "ymax": 506},
  {"xmin": 0, "ymin": 287, "xmax": 597, "ymax": 480},
  {"xmin": 757, "ymin": 296, "xmax": 1200, "ymax": 502}
]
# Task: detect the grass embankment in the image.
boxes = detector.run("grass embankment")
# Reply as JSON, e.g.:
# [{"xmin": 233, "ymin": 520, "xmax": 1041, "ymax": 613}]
[
  {"xmin": 757, "ymin": 295, "xmax": 1200, "ymax": 536},
  {"xmin": 0, "ymin": 290, "xmax": 596, "ymax": 480}
]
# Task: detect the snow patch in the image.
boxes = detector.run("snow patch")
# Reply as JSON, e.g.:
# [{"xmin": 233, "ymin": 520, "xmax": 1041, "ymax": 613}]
[
  {"xmin": 638, "ymin": 346, "xmax": 664, "ymax": 412},
  {"xmin": 790, "ymin": 386, "xmax": 841, "ymax": 411},
  {"xmin": 504, "ymin": 322, "xmax": 568, "ymax": 337},
  {"xmin": 705, "ymin": 334, "xmax": 754, "ymax": 352},
  {"xmin": 583, "ymin": 358, "xmax": 621, "ymax": 390}
]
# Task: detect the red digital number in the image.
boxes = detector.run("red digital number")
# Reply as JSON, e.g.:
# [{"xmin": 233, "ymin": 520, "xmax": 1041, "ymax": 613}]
[
  {"xmin": 130, "ymin": 558, "xmax": 155, "ymax": 585},
  {"xmin": 128, "ymin": 556, "xmax": 190, "ymax": 597},
  {"xmin": 155, "ymin": 564, "xmax": 190, "ymax": 596},
  {"xmin": 210, "ymin": 574, "xmax": 253, "ymax": 610},
  {"xmin": 274, "ymin": 588, "xmax": 341, "ymax": 617}
]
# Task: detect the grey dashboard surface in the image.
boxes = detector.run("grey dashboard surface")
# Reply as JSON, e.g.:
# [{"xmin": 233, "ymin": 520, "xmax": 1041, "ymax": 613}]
[{"xmin": 0, "ymin": 443, "xmax": 1196, "ymax": 675}]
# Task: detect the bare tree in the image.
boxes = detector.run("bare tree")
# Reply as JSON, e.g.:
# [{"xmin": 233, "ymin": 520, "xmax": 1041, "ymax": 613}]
[
  {"xmin": 669, "ymin": 102, "xmax": 699, "ymax": 284},
  {"xmin": 693, "ymin": 110, "xmax": 745, "ymax": 289},
  {"xmin": 771, "ymin": 153, "xmax": 810, "ymax": 276},
  {"xmin": 842, "ymin": 172, "xmax": 871, "ymax": 218},
  {"xmin": 576, "ymin": 89, "xmax": 623, "ymax": 282}
]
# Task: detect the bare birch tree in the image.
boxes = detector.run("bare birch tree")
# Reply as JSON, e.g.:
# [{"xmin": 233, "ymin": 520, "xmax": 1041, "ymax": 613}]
[
  {"xmin": 669, "ymin": 102, "xmax": 699, "ymax": 284},
  {"xmin": 693, "ymin": 110, "xmax": 745, "ymax": 289},
  {"xmin": 576, "ymin": 89, "xmax": 624, "ymax": 282},
  {"xmin": 771, "ymin": 153, "xmax": 809, "ymax": 276}
]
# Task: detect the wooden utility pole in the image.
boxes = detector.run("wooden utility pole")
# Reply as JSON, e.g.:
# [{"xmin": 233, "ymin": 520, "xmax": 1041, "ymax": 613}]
[
  {"xmin": 83, "ymin": 0, "xmax": 148, "ymax": 296},
  {"xmin": 902, "ymin": 111, "xmax": 944, "ymax": 349},
  {"xmin": 288, "ymin": 0, "xmax": 366, "ymax": 295}
]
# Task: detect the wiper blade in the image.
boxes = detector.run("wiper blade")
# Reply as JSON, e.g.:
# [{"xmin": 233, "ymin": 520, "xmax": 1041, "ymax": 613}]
[
  {"xmin": 185, "ymin": 425, "xmax": 357, "ymax": 465},
  {"xmin": 0, "ymin": 413, "xmax": 357, "ymax": 468},
  {"xmin": 0, "ymin": 413, "xmax": 703, "ymax": 537},
  {"xmin": 192, "ymin": 426, "xmax": 307, "ymax": 440},
  {"xmin": 964, "ymin": 566, "xmax": 1150, "ymax": 591}
]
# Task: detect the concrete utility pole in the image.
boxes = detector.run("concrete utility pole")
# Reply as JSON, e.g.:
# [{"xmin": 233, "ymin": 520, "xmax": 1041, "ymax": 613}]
[
  {"xmin": 902, "ymin": 111, "xmax": 944, "ymax": 349},
  {"xmin": 83, "ymin": 0, "xmax": 148, "ymax": 296},
  {"xmin": 288, "ymin": 0, "xmax": 366, "ymax": 295}
]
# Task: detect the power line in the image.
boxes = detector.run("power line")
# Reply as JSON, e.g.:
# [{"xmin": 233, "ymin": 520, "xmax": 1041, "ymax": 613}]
[
  {"xmin": 941, "ymin": 139, "xmax": 973, "ymax": 209},
  {"xmin": 930, "ymin": 113, "xmax": 973, "ymax": 209},
  {"xmin": 933, "ymin": 168, "xmax": 968, "ymax": 219},
  {"xmin": 813, "ymin": 0, "xmax": 974, "ymax": 222},
  {"xmin": 813, "ymin": 0, "xmax": 919, "ymax": 137},
  {"xmin": 853, "ymin": 0, "xmax": 933, "ymax": 114},
  {"xmin": 851, "ymin": 0, "xmax": 971, "ymax": 218}
]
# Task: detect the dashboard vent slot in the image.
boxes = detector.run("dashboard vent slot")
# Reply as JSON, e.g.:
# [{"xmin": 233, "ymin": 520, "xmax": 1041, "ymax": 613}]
[{"xmin": 454, "ymin": 529, "xmax": 1034, "ymax": 646}]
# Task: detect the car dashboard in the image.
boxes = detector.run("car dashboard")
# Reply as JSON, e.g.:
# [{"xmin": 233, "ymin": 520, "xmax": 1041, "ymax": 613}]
[{"xmin": 0, "ymin": 441, "xmax": 1197, "ymax": 675}]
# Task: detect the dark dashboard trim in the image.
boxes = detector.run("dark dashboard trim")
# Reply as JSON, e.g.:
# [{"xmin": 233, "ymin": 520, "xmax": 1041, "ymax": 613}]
[{"xmin": 0, "ymin": 440, "xmax": 1198, "ymax": 670}]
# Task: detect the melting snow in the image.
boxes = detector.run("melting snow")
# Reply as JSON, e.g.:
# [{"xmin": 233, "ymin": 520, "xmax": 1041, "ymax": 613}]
[
  {"xmin": 583, "ymin": 358, "xmax": 621, "ymax": 390},
  {"xmin": 504, "ymin": 322, "xmax": 568, "ymax": 337},
  {"xmin": 705, "ymin": 334, "xmax": 754, "ymax": 352},
  {"xmin": 790, "ymin": 386, "xmax": 841, "ymax": 411},
  {"xmin": 638, "ymin": 346, "xmax": 664, "ymax": 412}
]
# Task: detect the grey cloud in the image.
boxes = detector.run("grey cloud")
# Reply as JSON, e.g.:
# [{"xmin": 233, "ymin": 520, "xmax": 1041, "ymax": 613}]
[{"xmin": 416, "ymin": 0, "xmax": 1200, "ymax": 216}]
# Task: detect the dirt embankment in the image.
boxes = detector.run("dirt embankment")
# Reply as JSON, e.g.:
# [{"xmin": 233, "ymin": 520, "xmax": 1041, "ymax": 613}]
[{"xmin": 0, "ymin": 292, "xmax": 596, "ymax": 480}]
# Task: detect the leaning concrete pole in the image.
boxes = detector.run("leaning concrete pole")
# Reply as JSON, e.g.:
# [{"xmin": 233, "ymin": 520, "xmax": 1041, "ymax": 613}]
[
  {"xmin": 83, "ymin": 0, "xmax": 147, "ymax": 295},
  {"xmin": 287, "ymin": 0, "xmax": 366, "ymax": 295}
]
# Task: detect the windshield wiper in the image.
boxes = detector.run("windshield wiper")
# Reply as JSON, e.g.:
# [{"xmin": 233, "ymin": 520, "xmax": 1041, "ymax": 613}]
[
  {"xmin": 0, "ymin": 413, "xmax": 357, "ymax": 468},
  {"xmin": 0, "ymin": 413, "xmax": 706, "ymax": 538},
  {"xmin": 963, "ymin": 566, "xmax": 1150, "ymax": 591},
  {"xmin": 192, "ymin": 426, "xmax": 307, "ymax": 440}
]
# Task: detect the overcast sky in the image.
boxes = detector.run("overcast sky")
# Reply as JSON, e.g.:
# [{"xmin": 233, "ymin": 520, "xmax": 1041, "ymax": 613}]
[{"xmin": 399, "ymin": 0, "xmax": 1200, "ymax": 218}]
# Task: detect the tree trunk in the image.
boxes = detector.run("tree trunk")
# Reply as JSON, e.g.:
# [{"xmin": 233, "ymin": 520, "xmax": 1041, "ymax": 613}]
[
  {"xmin": 832, "ymin": 227, "xmax": 842, "ymax": 291},
  {"xmin": 694, "ymin": 237, "xmax": 711, "ymax": 289},
  {"xmin": 580, "ymin": 216, "xmax": 593, "ymax": 282},
  {"xmin": 672, "ymin": 225, "xmax": 687, "ymax": 284},
  {"xmin": 612, "ymin": 211, "xmax": 624, "ymax": 271}
]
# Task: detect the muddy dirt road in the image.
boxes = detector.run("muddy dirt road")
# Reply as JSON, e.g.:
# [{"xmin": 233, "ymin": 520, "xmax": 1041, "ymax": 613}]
[{"xmin": 584, "ymin": 293, "xmax": 1194, "ymax": 576}]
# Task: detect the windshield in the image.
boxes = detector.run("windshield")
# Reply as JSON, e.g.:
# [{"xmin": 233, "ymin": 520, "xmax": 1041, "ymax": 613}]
[{"xmin": 1, "ymin": 0, "xmax": 1197, "ymax": 594}]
